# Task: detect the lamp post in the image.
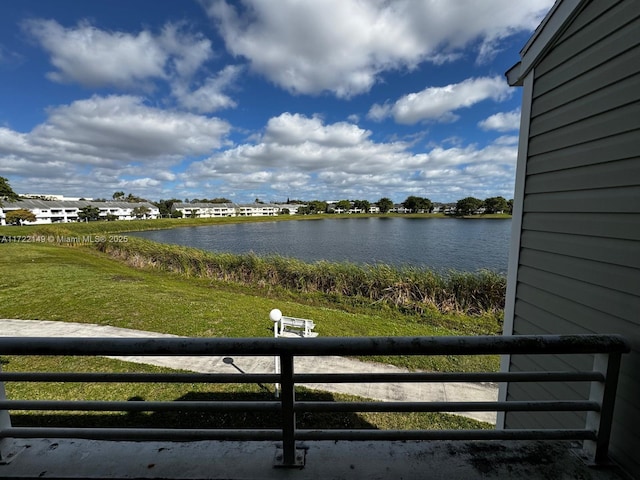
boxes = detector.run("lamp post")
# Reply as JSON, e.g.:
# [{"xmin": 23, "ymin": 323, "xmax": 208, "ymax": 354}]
[{"xmin": 270, "ymin": 309, "xmax": 282, "ymax": 396}]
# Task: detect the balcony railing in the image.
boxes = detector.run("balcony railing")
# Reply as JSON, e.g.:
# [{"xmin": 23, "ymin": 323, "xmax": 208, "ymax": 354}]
[{"xmin": 0, "ymin": 334, "xmax": 629, "ymax": 468}]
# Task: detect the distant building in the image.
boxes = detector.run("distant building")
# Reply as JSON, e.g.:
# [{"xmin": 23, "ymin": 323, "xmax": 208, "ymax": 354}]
[
  {"xmin": 0, "ymin": 200, "xmax": 159, "ymax": 225},
  {"xmin": 20, "ymin": 194, "xmax": 92, "ymax": 202},
  {"xmin": 171, "ymin": 202, "xmax": 291, "ymax": 218},
  {"xmin": 390, "ymin": 204, "xmax": 411, "ymax": 214},
  {"xmin": 171, "ymin": 203, "xmax": 237, "ymax": 218},
  {"xmin": 237, "ymin": 204, "xmax": 279, "ymax": 216}
]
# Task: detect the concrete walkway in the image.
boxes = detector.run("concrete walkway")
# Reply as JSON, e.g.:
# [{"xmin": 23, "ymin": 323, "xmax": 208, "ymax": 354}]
[{"xmin": 0, "ymin": 319, "xmax": 498, "ymax": 423}]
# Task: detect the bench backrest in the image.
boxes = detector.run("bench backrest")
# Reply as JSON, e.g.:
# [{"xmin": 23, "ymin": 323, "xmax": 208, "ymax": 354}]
[{"xmin": 279, "ymin": 316, "xmax": 315, "ymax": 336}]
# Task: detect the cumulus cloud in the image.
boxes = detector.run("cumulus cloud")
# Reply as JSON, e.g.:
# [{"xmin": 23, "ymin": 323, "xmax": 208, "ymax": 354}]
[
  {"xmin": 263, "ymin": 113, "xmax": 372, "ymax": 147},
  {"xmin": 22, "ymin": 19, "xmax": 239, "ymax": 113},
  {"xmin": 369, "ymin": 76, "xmax": 512, "ymax": 124},
  {"xmin": 173, "ymin": 65, "xmax": 243, "ymax": 113},
  {"xmin": 203, "ymin": 0, "xmax": 553, "ymax": 97},
  {"xmin": 3, "ymin": 108, "xmax": 517, "ymax": 201},
  {"xmin": 33, "ymin": 95, "xmax": 230, "ymax": 159},
  {"xmin": 184, "ymin": 112, "xmax": 517, "ymax": 201},
  {"xmin": 0, "ymin": 95, "xmax": 230, "ymax": 197},
  {"xmin": 23, "ymin": 19, "xmax": 169, "ymax": 88},
  {"xmin": 478, "ymin": 108, "xmax": 521, "ymax": 131}
]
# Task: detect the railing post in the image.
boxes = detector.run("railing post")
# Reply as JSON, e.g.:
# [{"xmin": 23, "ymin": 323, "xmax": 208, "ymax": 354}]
[
  {"xmin": 274, "ymin": 354, "xmax": 304, "ymax": 468},
  {"xmin": 0, "ymin": 364, "xmax": 25, "ymax": 464},
  {"xmin": 583, "ymin": 352, "xmax": 623, "ymax": 464},
  {"xmin": 0, "ymin": 365, "xmax": 10, "ymax": 432}
]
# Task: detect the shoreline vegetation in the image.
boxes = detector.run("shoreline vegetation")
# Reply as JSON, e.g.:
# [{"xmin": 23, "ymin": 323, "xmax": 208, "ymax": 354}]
[
  {"xmin": 2, "ymin": 217, "xmax": 507, "ymax": 318},
  {"xmin": 97, "ymin": 238, "xmax": 505, "ymax": 317}
]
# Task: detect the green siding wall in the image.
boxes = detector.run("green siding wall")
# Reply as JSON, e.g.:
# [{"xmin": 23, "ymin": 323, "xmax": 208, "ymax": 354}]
[{"xmin": 505, "ymin": 0, "xmax": 640, "ymax": 475}]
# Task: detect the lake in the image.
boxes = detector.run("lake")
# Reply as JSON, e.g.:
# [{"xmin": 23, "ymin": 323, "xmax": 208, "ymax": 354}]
[{"xmin": 130, "ymin": 217, "xmax": 512, "ymax": 273}]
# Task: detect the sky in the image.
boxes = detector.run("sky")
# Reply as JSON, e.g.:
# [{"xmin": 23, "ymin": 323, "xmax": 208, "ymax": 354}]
[{"xmin": 0, "ymin": 0, "xmax": 555, "ymax": 204}]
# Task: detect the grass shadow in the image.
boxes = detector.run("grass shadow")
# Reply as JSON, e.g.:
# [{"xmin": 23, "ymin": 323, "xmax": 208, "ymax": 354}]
[{"xmin": 10, "ymin": 389, "xmax": 378, "ymax": 430}]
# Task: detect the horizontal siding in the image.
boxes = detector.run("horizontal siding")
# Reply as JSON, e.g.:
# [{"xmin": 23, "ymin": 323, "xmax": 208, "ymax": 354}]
[
  {"xmin": 514, "ymin": 285, "xmax": 639, "ymax": 339},
  {"xmin": 509, "ymin": 355, "xmax": 590, "ymax": 400},
  {"xmin": 530, "ymin": 72, "xmax": 640, "ymax": 137},
  {"xmin": 528, "ymin": 101, "xmax": 640, "ymax": 156},
  {"xmin": 506, "ymin": 367, "xmax": 588, "ymax": 403},
  {"xmin": 517, "ymin": 265, "xmax": 637, "ymax": 322},
  {"xmin": 527, "ymin": 129, "xmax": 638, "ymax": 175},
  {"xmin": 521, "ymin": 213, "xmax": 640, "ymax": 241},
  {"xmin": 518, "ymin": 249, "xmax": 639, "ymax": 296},
  {"xmin": 509, "ymin": 350, "xmax": 589, "ymax": 376},
  {"xmin": 515, "ymin": 300, "xmax": 594, "ymax": 336},
  {"xmin": 523, "ymin": 185, "xmax": 640, "ymax": 213},
  {"xmin": 551, "ymin": 0, "xmax": 621, "ymax": 46},
  {"xmin": 533, "ymin": 4, "xmax": 640, "ymax": 96},
  {"xmin": 506, "ymin": 383, "xmax": 585, "ymax": 429},
  {"xmin": 532, "ymin": 45, "xmax": 640, "ymax": 117},
  {"xmin": 507, "ymin": 1, "xmax": 639, "ymax": 474},
  {"xmin": 526, "ymin": 157, "xmax": 640, "ymax": 193}
]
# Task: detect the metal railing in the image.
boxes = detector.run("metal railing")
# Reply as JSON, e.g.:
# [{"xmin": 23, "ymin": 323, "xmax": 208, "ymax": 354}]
[{"xmin": 0, "ymin": 334, "xmax": 629, "ymax": 467}]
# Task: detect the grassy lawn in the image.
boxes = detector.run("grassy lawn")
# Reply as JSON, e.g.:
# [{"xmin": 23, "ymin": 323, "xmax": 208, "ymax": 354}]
[
  {"xmin": 0, "ymin": 242, "xmax": 500, "ymax": 372},
  {"xmin": 2, "ymin": 355, "xmax": 489, "ymax": 431},
  {"xmin": 0, "ymin": 235, "xmax": 499, "ymax": 431}
]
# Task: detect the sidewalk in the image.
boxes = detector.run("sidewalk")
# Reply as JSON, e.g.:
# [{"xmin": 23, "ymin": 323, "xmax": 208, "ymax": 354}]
[{"xmin": 0, "ymin": 318, "xmax": 498, "ymax": 423}]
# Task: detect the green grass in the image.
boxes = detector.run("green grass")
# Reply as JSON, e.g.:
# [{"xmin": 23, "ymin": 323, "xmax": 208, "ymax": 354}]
[
  {"xmin": 2, "ymin": 355, "xmax": 490, "ymax": 431},
  {"xmin": 0, "ymin": 214, "xmax": 337, "ymax": 238},
  {"xmin": 0, "ymin": 243, "xmax": 499, "ymax": 372},
  {"xmin": 1, "ymin": 219, "xmax": 508, "ymax": 320},
  {"xmin": 0, "ymin": 228, "xmax": 502, "ymax": 432}
]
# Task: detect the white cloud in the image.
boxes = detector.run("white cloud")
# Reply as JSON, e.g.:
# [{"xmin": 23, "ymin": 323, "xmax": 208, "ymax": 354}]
[
  {"xmin": 494, "ymin": 135, "xmax": 519, "ymax": 145},
  {"xmin": 203, "ymin": 0, "xmax": 553, "ymax": 97},
  {"xmin": 0, "ymin": 95, "xmax": 230, "ymax": 198},
  {"xmin": 369, "ymin": 76, "xmax": 512, "ymax": 124},
  {"xmin": 173, "ymin": 65, "xmax": 243, "ymax": 113},
  {"xmin": 32, "ymin": 95, "xmax": 230, "ymax": 160},
  {"xmin": 157, "ymin": 23, "xmax": 213, "ymax": 79},
  {"xmin": 3, "ymin": 109, "xmax": 518, "ymax": 201},
  {"xmin": 263, "ymin": 113, "xmax": 372, "ymax": 147},
  {"xmin": 478, "ymin": 109, "xmax": 521, "ymax": 131},
  {"xmin": 184, "ymin": 112, "xmax": 517, "ymax": 201},
  {"xmin": 23, "ymin": 18, "xmax": 232, "ymax": 113},
  {"xmin": 23, "ymin": 19, "xmax": 168, "ymax": 88}
]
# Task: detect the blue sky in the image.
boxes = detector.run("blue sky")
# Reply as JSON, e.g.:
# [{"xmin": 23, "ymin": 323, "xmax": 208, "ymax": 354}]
[{"xmin": 0, "ymin": 0, "xmax": 554, "ymax": 204}]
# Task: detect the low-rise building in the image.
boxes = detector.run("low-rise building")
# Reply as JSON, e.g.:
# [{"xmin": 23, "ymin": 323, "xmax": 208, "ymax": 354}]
[
  {"xmin": 237, "ymin": 204, "xmax": 279, "ymax": 216},
  {"xmin": 172, "ymin": 202, "xmax": 294, "ymax": 218},
  {"xmin": 171, "ymin": 203, "xmax": 236, "ymax": 218},
  {"xmin": 0, "ymin": 200, "xmax": 159, "ymax": 225}
]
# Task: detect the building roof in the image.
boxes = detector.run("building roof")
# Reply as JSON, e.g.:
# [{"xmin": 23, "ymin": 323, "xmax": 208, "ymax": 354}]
[
  {"xmin": 506, "ymin": 0, "xmax": 588, "ymax": 86},
  {"xmin": 172, "ymin": 203, "xmax": 236, "ymax": 209},
  {"xmin": 1, "ymin": 199, "xmax": 157, "ymax": 210}
]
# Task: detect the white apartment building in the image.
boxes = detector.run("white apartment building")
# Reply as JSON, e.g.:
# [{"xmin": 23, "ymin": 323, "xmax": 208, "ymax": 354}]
[
  {"xmin": 171, "ymin": 202, "xmax": 304, "ymax": 218},
  {"xmin": 0, "ymin": 200, "xmax": 159, "ymax": 225},
  {"xmin": 171, "ymin": 203, "xmax": 237, "ymax": 218}
]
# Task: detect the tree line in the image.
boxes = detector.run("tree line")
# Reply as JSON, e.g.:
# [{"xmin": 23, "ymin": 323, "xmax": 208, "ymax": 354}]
[
  {"xmin": 1, "ymin": 176, "xmax": 513, "ymax": 224},
  {"xmin": 295, "ymin": 195, "xmax": 512, "ymax": 215}
]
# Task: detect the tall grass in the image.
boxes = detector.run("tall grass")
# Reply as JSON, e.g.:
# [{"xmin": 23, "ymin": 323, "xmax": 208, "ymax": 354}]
[
  {"xmin": 94, "ymin": 237, "xmax": 505, "ymax": 316},
  {"xmin": 9, "ymin": 222, "xmax": 506, "ymax": 316}
]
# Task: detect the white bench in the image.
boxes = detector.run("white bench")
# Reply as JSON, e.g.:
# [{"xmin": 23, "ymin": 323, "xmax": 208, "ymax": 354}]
[
  {"xmin": 270, "ymin": 309, "xmax": 317, "ymax": 338},
  {"xmin": 278, "ymin": 316, "xmax": 316, "ymax": 337}
]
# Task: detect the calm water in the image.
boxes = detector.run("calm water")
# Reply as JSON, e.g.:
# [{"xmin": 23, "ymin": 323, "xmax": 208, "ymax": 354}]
[{"xmin": 130, "ymin": 217, "xmax": 511, "ymax": 273}]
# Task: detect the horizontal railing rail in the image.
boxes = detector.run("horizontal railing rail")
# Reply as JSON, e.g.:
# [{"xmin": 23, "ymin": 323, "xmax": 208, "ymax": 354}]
[{"xmin": 0, "ymin": 334, "xmax": 630, "ymax": 468}]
